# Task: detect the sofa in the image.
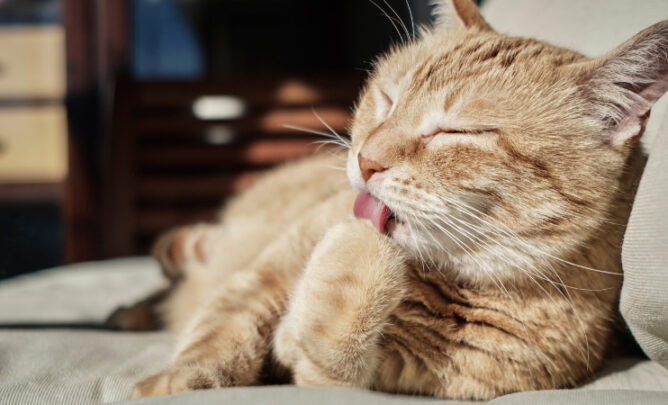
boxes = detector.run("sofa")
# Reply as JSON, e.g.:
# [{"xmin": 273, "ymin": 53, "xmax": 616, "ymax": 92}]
[{"xmin": 1, "ymin": 0, "xmax": 667, "ymax": 403}]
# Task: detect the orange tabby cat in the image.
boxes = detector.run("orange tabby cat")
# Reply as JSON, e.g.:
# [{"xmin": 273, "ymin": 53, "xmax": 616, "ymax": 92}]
[{"xmin": 108, "ymin": 0, "xmax": 668, "ymax": 400}]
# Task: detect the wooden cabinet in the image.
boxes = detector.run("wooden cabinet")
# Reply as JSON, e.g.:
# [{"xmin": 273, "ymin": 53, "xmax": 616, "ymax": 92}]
[
  {"xmin": 0, "ymin": 19, "xmax": 69, "ymax": 277},
  {"xmin": 0, "ymin": 26, "xmax": 65, "ymax": 99},
  {"xmin": 104, "ymin": 76, "xmax": 361, "ymax": 256},
  {"xmin": 0, "ymin": 106, "xmax": 68, "ymax": 182},
  {"xmin": 0, "ymin": 24, "xmax": 67, "ymax": 190}
]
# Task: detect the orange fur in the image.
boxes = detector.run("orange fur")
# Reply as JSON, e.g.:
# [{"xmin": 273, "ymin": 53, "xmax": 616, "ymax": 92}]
[{"xmin": 117, "ymin": 1, "xmax": 668, "ymax": 400}]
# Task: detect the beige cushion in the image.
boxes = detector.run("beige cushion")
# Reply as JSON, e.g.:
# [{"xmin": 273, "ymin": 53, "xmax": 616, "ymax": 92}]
[
  {"xmin": 1, "ymin": 259, "xmax": 667, "ymax": 404},
  {"xmin": 620, "ymin": 107, "xmax": 668, "ymax": 368},
  {"xmin": 2, "ymin": 2, "xmax": 668, "ymax": 404}
]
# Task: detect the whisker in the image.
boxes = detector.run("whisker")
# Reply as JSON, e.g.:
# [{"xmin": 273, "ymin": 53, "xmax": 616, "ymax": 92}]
[
  {"xmin": 386, "ymin": 186, "xmax": 613, "ymax": 292},
  {"xmin": 404, "ymin": 0, "xmax": 415, "ymax": 40},
  {"xmin": 441, "ymin": 213, "xmax": 612, "ymax": 293},
  {"xmin": 380, "ymin": 0, "xmax": 411, "ymax": 41},
  {"xmin": 384, "ymin": 183, "xmax": 604, "ymax": 367},
  {"xmin": 283, "ymin": 123, "xmax": 351, "ymax": 150},
  {"xmin": 437, "ymin": 194, "xmax": 621, "ymax": 276},
  {"xmin": 408, "ymin": 210, "xmax": 536, "ymax": 343},
  {"xmin": 313, "ymin": 139, "xmax": 351, "ymax": 148},
  {"xmin": 283, "ymin": 124, "xmax": 335, "ymax": 139},
  {"xmin": 368, "ymin": 0, "xmax": 406, "ymax": 44},
  {"xmin": 310, "ymin": 108, "xmax": 352, "ymax": 147}
]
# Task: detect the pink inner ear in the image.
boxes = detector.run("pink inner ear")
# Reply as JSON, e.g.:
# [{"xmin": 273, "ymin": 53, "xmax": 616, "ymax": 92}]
[
  {"xmin": 610, "ymin": 70, "xmax": 668, "ymax": 147},
  {"xmin": 609, "ymin": 112, "xmax": 647, "ymax": 147},
  {"xmin": 639, "ymin": 69, "xmax": 668, "ymax": 106}
]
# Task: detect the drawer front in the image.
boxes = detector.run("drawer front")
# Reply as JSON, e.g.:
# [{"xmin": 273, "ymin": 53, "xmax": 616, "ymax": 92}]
[
  {"xmin": 0, "ymin": 26, "xmax": 65, "ymax": 99},
  {"xmin": 0, "ymin": 106, "xmax": 68, "ymax": 182}
]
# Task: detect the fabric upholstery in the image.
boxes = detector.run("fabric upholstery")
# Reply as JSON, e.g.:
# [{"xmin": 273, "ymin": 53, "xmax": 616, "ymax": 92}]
[
  {"xmin": 1, "ymin": 1, "xmax": 668, "ymax": 404},
  {"xmin": 620, "ymin": 107, "xmax": 668, "ymax": 368},
  {"xmin": 1, "ymin": 259, "xmax": 668, "ymax": 404}
]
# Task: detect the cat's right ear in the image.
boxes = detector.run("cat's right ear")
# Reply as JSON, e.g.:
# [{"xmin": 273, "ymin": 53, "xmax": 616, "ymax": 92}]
[
  {"xmin": 431, "ymin": 0, "xmax": 492, "ymax": 32},
  {"xmin": 572, "ymin": 21, "xmax": 668, "ymax": 149}
]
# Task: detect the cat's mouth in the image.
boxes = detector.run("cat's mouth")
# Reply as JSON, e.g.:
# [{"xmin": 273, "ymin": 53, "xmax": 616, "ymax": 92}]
[{"xmin": 353, "ymin": 191, "xmax": 404, "ymax": 235}]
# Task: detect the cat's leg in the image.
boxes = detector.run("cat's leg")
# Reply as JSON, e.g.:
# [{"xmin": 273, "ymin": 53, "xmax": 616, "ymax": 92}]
[
  {"xmin": 274, "ymin": 218, "xmax": 408, "ymax": 388},
  {"xmin": 105, "ymin": 223, "xmax": 219, "ymax": 331},
  {"xmin": 131, "ymin": 267, "xmax": 285, "ymax": 398},
  {"xmin": 131, "ymin": 191, "xmax": 354, "ymax": 398},
  {"xmin": 108, "ymin": 153, "xmax": 350, "ymax": 333}
]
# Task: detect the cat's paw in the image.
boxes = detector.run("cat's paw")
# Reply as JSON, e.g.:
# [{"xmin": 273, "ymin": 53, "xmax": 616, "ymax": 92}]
[
  {"xmin": 152, "ymin": 223, "xmax": 216, "ymax": 280},
  {"xmin": 273, "ymin": 218, "xmax": 408, "ymax": 389},
  {"xmin": 151, "ymin": 226, "xmax": 192, "ymax": 281},
  {"xmin": 131, "ymin": 363, "xmax": 238, "ymax": 399}
]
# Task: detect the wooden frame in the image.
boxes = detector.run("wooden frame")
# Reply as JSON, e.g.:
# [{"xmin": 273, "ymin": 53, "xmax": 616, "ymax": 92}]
[
  {"xmin": 60, "ymin": 0, "xmax": 131, "ymax": 262},
  {"xmin": 103, "ymin": 76, "xmax": 361, "ymax": 257}
]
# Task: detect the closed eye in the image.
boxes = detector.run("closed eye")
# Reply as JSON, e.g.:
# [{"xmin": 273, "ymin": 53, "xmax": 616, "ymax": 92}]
[
  {"xmin": 421, "ymin": 128, "xmax": 498, "ymax": 140},
  {"xmin": 421, "ymin": 128, "xmax": 500, "ymax": 149},
  {"xmin": 376, "ymin": 88, "xmax": 395, "ymax": 120}
]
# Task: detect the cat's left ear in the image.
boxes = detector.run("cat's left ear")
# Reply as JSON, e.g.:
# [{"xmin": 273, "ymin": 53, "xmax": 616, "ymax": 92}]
[
  {"xmin": 575, "ymin": 21, "xmax": 668, "ymax": 149},
  {"xmin": 431, "ymin": 0, "xmax": 493, "ymax": 32}
]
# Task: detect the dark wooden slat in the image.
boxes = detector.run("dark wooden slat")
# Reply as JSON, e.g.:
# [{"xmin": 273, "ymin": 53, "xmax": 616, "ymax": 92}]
[
  {"xmin": 134, "ymin": 76, "xmax": 363, "ymax": 108},
  {"xmin": 136, "ymin": 172, "xmax": 261, "ymax": 201},
  {"xmin": 105, "ymin": 75, "xmax": 359, "ymax": 257},
  {"xmin": 136, "ymin": 207, "xmax": 219, "ymax": 236},
  {"xmin": 0, "ymin": 182, "xmax": 64, "ymax": 202},
  {"xmin": 61, "ymin": 0, "xmax": 101, "ymax": 263},
  {"xmin": 140, "ymin": 140, "xmax": 327, "ymax": 168},
  {"xmin": 103, "ymin": 81, "xmax": 137, "ymax": 257},
  {"xmin": 135, "ymin": 106, "xmax": 352, "ymax": 136}
]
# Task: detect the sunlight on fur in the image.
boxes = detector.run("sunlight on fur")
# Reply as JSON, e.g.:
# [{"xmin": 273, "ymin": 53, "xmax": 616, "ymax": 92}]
[{"xmin": 107, "ymin": 0, "xmax": 668, "ymax": 400}]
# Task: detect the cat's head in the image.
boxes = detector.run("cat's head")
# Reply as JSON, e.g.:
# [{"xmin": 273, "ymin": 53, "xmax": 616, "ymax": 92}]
[{"xmin": 349, "ymin": 0, "xmax": 668, "ymax": 283}]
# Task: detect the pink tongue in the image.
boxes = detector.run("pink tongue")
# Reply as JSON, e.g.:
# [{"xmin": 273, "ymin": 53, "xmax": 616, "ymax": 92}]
[{"xmin": 353, "ymin": 191, "xmax": 391, "ymax": 234}]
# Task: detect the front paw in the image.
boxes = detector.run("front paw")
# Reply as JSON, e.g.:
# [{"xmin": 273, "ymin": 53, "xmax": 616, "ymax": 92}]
[
  {"xmin": 273, "ymin": 218, "xmax": 408, "ymax": 388},
  {"xmin": 131, "ymin": 363, "xmax": 238, "ymax": 399}
]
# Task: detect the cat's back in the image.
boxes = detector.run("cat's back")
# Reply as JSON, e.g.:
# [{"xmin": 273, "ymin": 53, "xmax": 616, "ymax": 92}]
[{"xmin": 221, "ymin": 151, "xmax": 351, "ymax": 223}]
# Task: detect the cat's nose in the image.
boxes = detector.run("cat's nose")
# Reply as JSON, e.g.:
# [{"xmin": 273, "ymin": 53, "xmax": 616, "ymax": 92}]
[{"xmin": 358, "ymin": 153, "xmax": 387, "ymax": 182}]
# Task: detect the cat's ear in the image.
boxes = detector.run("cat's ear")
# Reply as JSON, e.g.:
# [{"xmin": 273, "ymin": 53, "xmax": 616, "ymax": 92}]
[
  {"xmin": 431, "ymin": 0, "xmax": 492, "ymax": 32},
  {"xmin": 576, "ymin": 21, "xmax": 668, "ymax": 149}
]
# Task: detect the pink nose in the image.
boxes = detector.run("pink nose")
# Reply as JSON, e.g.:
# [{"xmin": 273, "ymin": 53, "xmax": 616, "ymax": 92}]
[{"xmin": 358, "ymin": 154, "xmax": 387, "ymax": 182}]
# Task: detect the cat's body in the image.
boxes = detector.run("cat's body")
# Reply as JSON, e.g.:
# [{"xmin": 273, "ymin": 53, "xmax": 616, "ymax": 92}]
[{"xmin": 111, "ymin": 0, "xmax": 668, "ymax": 400}]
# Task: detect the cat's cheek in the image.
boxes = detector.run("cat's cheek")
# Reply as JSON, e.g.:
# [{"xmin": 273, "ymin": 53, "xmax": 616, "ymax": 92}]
[{"xmin": 346, "ymin": 150, "xmax": 366, "ymax": 190}]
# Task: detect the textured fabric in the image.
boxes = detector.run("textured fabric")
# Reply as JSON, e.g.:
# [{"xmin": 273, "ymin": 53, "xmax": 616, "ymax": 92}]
[
  {"xmin": 2, "ymin": 1, "xmax": 668, "ymax": 404},
  {"xmin": 118, "ymin": 387, "xmax": 668, "ymax": 405},
  {"xmin": 1, "ymin": 259, "xmax": 668, "ymax": 405},
  {"xmin": 0, "ymin": 257, "xmax": 164, "ymax": 324},
  {"xmin": 0, "ymin": 331, "xmax": 172, "ymax": 405},
  {"xmin": 0, "ymin": 258, "xmax": 172, "ymax": 405},
  {"xmin": 620, "ymin": 107, "xmax": 668, "ymax": 369}
]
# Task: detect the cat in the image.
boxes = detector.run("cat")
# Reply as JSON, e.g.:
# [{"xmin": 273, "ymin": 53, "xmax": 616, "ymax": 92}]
[{"xmin": 107, "ymin": 0, "xmax": 668, "ymax": 400}]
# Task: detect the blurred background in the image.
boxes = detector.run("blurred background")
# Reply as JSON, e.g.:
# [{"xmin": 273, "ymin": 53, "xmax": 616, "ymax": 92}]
[{"xmin": 0, "ymin": 0, "xmax": 465, "ymax": 279}]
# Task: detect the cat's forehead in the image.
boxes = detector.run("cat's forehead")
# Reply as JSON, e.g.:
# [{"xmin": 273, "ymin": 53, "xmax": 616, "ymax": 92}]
[
  {"xmin": 369, "ymin": 31, "xmax": 588, "ymax": 129},
  {"xmin": 375, "ymin": 31, "xmax": 585, "ymax": 96}
]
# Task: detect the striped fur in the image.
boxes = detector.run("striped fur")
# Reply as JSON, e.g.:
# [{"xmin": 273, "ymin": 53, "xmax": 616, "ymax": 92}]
[{"xmin": 120, "ymin": 1, "xmax": 668, "ymax": 401}]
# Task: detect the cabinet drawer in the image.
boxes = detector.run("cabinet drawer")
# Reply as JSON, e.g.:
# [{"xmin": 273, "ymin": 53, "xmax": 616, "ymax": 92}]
[
  {"xmin": 0, "ymin": 26, "xmax": 65, "ymax": 99},
  {"xmin": 0, "ymin": 106, "xmax": 68, "ymax": 182}
]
